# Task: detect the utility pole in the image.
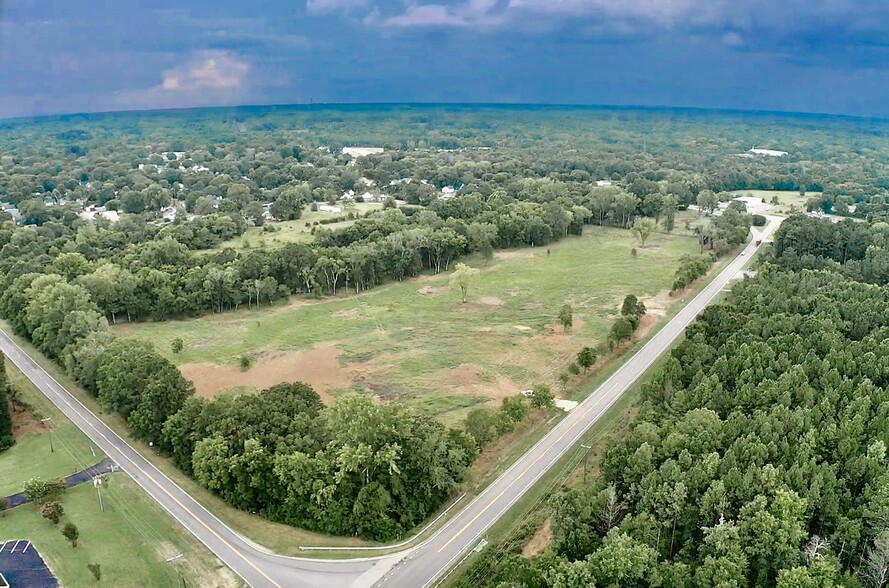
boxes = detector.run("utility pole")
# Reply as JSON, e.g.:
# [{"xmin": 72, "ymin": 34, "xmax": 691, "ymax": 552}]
[
  {"xmin": 166, "ymin": 553, "xmax": 186, "ymax": 588},
  {"xmin": 581, "ymin": 444, "xmax": 592, "ymax": 483},
  {"xmin": 93, "ymin": 476, "xmax": 105, "ymax": 512},
  {"xmin": 40, "ymin": 417, "xmax": 53, "ymax": 453}
]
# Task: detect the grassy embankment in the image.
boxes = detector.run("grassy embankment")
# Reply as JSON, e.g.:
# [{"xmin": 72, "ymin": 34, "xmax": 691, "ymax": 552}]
[{"xmin": 0, "ymin": 359, "xmax": 238, "ymax": 587}]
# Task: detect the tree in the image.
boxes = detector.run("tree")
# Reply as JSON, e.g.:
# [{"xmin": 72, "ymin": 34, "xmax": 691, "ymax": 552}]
[
  {"xmin": 577, "ymin": 347, "xmax": 597, "ymax": 372},
  {"xmin": 449, "ymin": 263, "xmax": 480, "ymax": 304},
  {"xmin": 559, "ymin": 304, "xmax": 573, "ymax": 331},
  {"xmin": 466, "ymin": 407, "xmax": 497, "ymax": 447},
  {"xmin": 0, "ymin": 354, "xmax": 13, "ymax": 451},
  {"xmin": 23, "ymin": 477, "xmax": 66, "ymax": 504},
  {"xmin": 62, "ymin": 522, "xmax": 79, "ymax": 547},
  {"xmin": 270, "ymin": 184, "xmax": 309, "ymax": 220},
  {"xmin": 171, "ymin": 338, "xmax": 184, "ymax": 354},
  {"xmin": 40, "ymin": 500, "xmax": 64, "ymax": 524},
  {"xmin": 468, "ymin": 222, "xmax": 498, "ymax": 264},
  {"xmin": 631, "ymin": 217, "xmax": 656, "ymax": 247},
  {"xmin": 531, "ymin": 384, "xmax": 555, "ymax": 409},
  {"xmin": 697, "ymin": 190, "xmax": 719, "ymax": 215},
  {"xmin": 608, "ymin": 318, "xmax": 635, "ymax": 349}
]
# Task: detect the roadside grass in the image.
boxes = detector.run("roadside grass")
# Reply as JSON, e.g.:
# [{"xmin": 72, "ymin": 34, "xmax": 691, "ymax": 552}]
[
  {"xmin": 0, "ymin": 321, "xmax": 376, "ymax": 554},
  {"xmin": 1, "ymin": 359, "xmax": 100, "ymax": 496},
  {"xmin": 215, "ymin": 202, "xmax": 383, "ymax": 251},
  {"xmin": 0, "ymin": 360, "xmax": 238, "ymax": 587},
  {"xmin": 1, "ymin": 477, "xmax": 238, "ymax": 588},
  {"xmin": 115, "ymin": 226, "xmax": 700, "ymax": 424}
]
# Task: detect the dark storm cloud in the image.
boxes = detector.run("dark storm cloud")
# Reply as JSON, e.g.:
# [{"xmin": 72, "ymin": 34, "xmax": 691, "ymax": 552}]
[{"xmin": 0, "ymin": 0, "xmax": 885, "ymax": 118}]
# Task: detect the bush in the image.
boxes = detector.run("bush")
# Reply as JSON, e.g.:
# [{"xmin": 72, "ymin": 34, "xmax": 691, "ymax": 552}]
[
  {"xmin": 62, "ymin": 522, "xmax": 79, "ymax": 547},
  {"xmin": 40, "ymin": 500, "xmax": 64, "ymax": 524},
  {"xmin": 171, "ymin": 338, "xmax": 184, "ymax": 354},
  {"xmin": 568, "ymin": 362, "xmax": 581, "ymax": 375},
  {"xmin": 751, "ymin": 214, "xmax": 767, "ymax": 226},
  {"xmin": 87, "ymin": 564, "xmax": 101, "ymax": 581},
  {"xmin": 239, "ymin": 355, "xmax": 252, "ymax": 371},
  {"xmin": 531, "ymin": 384, "xmax": 555, "ymax": 409},
  {"xmin": 23, "ymin": 477, "xmax": 66, "ymax": 504}
]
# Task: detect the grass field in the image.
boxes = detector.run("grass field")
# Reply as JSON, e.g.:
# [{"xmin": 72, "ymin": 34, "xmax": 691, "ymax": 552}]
[
  {"xmin": 0, "ymin": 359, "xmax": 238, "ymax": 587},
  {"xmin": 115, "ymin": 226, "xmax": 700, "ymax": 426},
  {"xmin": 730, "ymin": 189, "xmax": 821, "ymax": 215},
  {"xmin": 215, "ymin": 202, "xmax": 383, "ymax": 250}
]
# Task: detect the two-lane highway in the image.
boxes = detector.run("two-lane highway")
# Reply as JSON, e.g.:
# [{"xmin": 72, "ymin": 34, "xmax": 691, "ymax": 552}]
[
  {"xmin": 372, "ymin": 216, "xmax": 783, "ymax": 588},
  {"xmin": 0, "ymin": 216, "xmax": 781, "ymax": 588}
]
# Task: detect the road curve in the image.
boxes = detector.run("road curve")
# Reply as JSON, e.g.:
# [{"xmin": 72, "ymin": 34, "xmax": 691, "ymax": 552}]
[{"xmin": 0, "ymin": 217, "xmax": 781, "ymax": 588}]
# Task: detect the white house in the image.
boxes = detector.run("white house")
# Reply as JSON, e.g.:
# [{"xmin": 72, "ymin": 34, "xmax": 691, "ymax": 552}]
[
  {"xmin": 318, "ymin": 204, "xmax": 342, "ymax": 214},
  {"xmin": 596, "ymin": 180, "xmax": 613, "ymax": 187}
]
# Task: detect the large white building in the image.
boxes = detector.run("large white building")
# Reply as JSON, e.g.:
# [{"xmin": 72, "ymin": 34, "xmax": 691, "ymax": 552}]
[{"xmin": 343, "ymin": 147, "xmax": 384, "ymax": 158}]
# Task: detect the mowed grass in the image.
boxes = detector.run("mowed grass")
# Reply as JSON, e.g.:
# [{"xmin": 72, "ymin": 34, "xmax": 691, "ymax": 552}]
[
  {"xmin": 115, "ymin": 226, "xmax": 699, "ymax": 425},
  {"xmin": 0, "ymin": 360, "xmax": 238, "ymax": 587},
  {"xmin": 1, "ymin": 361, "xmax": 99, "ymax": 496},
  {"xmin": 216, "ymin": 202, "xmax": 383, "ymax": 250}
]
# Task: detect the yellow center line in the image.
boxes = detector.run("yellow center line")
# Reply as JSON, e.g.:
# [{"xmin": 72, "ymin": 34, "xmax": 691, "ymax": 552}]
[
  {"xmin": 437, "ymin": 385, "xmax": 615, "ymax": 553},
  {"xmin": 21, "ymin": 349, "xmax": 283, "ymax": 588}
]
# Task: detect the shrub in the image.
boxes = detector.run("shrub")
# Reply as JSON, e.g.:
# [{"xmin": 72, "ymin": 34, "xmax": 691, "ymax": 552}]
[
  {"xmin": 568, "ymin": 362, "xmax": 581, "ymax": 375},
  {"xmin": 239, "ymin": 355, "xmax": 252, "ymax": 371}
]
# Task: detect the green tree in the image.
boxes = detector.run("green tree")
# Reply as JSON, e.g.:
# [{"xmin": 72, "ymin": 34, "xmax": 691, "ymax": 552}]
[
  {"xmin": 531, "ymin": 384, "xmax": 555, "ymax": 409},
  {"xmin": 559, "ymin": 304, "xmax": 573, "ymax": 331},
  {"xmin": 631, "ymin": 217, "xmax": 657, "ymax": 247},
  {"xmin": 697, "ymin": 190, "xmax": 719, "ymax": 215},
  {"xmin": 270, "ymin": 184, "xmax": 310, "ymax": 220},
  {"xmin": 23, "ymin": 477, "xmax": 66, "ymax": 504},
  {"xmin": 62, "ymin": 522, "xmax": 79, "ymax": 547},
  {"xmin": 608, "ymin": 317, "xmax": 635, "ymax": 348},
  {"xmin": 449, "ymin": 263, "xmax": 480, "ymax": 303},
  {"xmin": 171, "ymin": 338, "xmax": 184, "ymax": 354},
  {"xmin": 0, "ymin": 354, "xmax": 13, "ymax": 451},
  {"xmin": 577, "ymin": 347, "xmax": 597, "ymax": 372}
]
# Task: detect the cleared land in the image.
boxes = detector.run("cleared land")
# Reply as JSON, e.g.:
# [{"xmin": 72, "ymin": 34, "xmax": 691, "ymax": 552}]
[
  {"xmin": 215, "ymin": 202, "xmax": 383, "ymax": 250},
  {"xmin": 0, "ymin": 359, "xmax": 238, "ymax": 588},
  {"xmin": 115, "ymin": 226, "xmax": 699, "ymax": 426},
  {"xmin": 729, "ymin": 189, "xmax": 821, "ymax": 215}
]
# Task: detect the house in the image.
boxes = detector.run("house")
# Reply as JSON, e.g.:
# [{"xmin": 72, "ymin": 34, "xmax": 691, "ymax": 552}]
[
  {"xmin": 318, "ymin": 204, "xmax": 342, "ymax": 214},
  {"xmin": 342, "ymin": 147, "xmax": 384, "ymax": 158},
  {"xmin": 596, "ymin": 180, "xmax": 613, "ymax": 187}
]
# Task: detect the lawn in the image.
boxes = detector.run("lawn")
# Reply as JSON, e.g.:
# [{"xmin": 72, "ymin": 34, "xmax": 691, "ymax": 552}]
[
  {"xmin": 215, "ymin": 202, "xmax": 383, "ymax": 250},
  {"xmin": 0, "ymin": 359, "xmax": 238, "ymax": 587},
  {"xmin": 115, "ymin": 226, "xmax": 700, "ymax": 425}
]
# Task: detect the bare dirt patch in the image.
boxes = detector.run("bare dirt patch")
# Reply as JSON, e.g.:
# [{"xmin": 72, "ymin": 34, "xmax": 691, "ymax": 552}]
[
  {"xmin": 514, "ymin": 325, "xmax": 534, "ymax": 332},
  {"xmin": 522, "ymin": 519, "xmax": 552, "ymax": 558},
  {"xmin": 478, "ymin": 296, "xmax": 504, "ymax": 306},
  {"xmin": 333, "ymin": 308, "xmax": 359, "ymax": 320},
  {"xmin": 10, "ymin": 399, "xmax": 48, "ymax": 438},
  {"xmin": 180, "ymin": 342, "xmax": 348, "ymax": 403},
  {"xmin": 642, "ymin": 289, "xmax": 672, "ymax": 316},
  {"xmin": 439, "ymin": 364, "xmax": 521, "ymax": 403},
  {"xmin": 418, "ymin": 286, "xmax": 449, "ymax": 297}
]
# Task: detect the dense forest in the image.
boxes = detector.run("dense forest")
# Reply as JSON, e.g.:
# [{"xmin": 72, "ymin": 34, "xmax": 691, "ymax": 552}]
[
  {"xmin": 0, "ymin": 106, "xmax": 886, "ymax": 541},
  {"xmin": 458, "ymin": 216, "xmax": 889, "ymax": 587}
]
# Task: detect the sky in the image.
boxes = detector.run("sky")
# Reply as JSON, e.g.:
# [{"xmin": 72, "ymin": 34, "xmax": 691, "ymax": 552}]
[{"xmin": 0, "ymin": 0, "xmax": 886, "ymax": 119}]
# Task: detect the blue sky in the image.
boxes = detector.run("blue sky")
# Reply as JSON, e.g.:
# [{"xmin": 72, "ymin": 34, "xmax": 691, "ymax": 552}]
[{"xmin": 0, "ymin": 0, "xmax": 886, "ymax": 119}]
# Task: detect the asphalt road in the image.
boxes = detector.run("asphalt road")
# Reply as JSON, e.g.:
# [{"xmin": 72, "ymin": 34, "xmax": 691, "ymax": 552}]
[
  {"xmin": 372, "ymin": 215, "xmax": 783, "ymax": 588},
  {"xmin": 0, "ymin": 216, "xmax": 781, "ymax": 588}
]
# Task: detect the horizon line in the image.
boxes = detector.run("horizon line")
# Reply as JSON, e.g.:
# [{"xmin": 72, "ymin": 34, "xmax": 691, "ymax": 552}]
[{"xmin": 3, "ymin": 100, "xmax": 887, "ymax": 125}]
